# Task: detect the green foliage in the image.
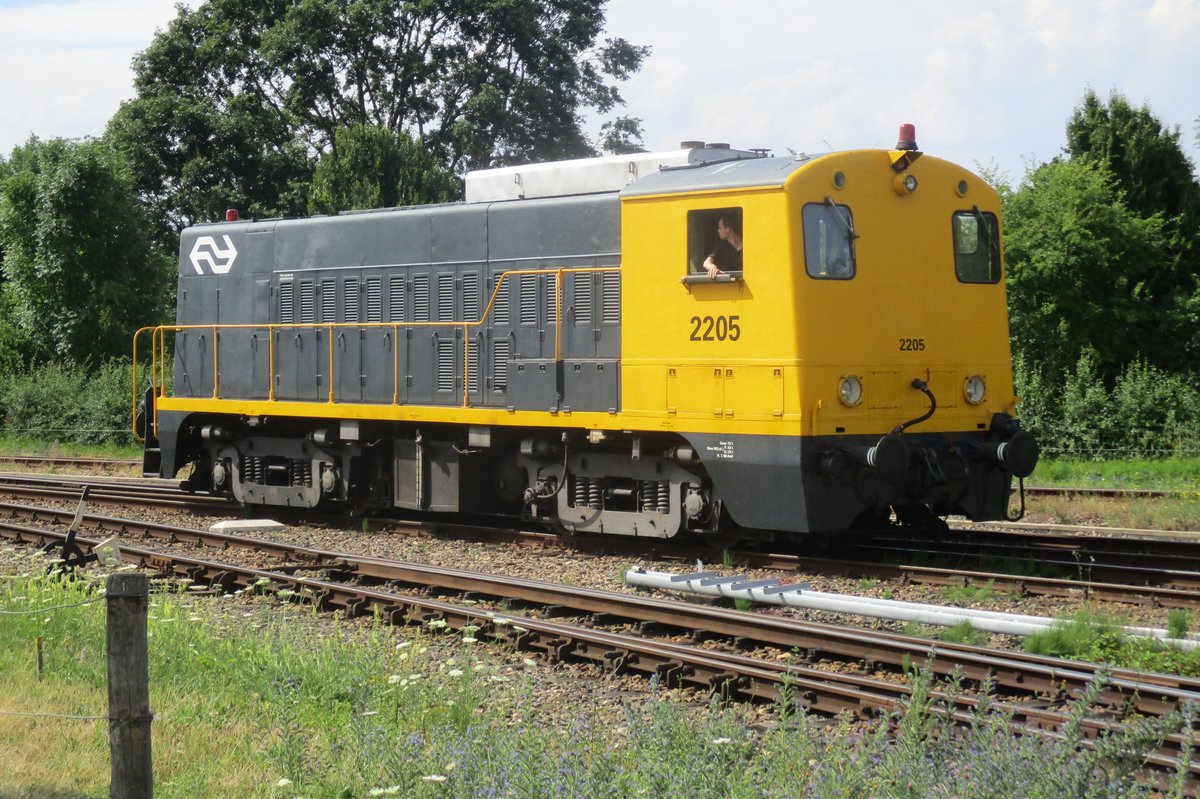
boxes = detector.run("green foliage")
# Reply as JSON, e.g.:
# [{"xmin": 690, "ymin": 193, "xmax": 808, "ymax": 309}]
[
  {"xmin": 1167, "ymin": 609, "xmax": 1191, "ymax": 640},
  {"xmin": 107, "ymin": 0, "xmax": 648, "ymax": 238},
  {"xmin": 1015, "ymin": 350, "xmax": 1200, "ymax": 457},
  {"xmin": 309, "ymin": 124, "xmax": 459, "ymax": 215},
  {"xmin": 1004, "ymin": 91, "xmax": 1200, "ymax": 461},
  {"xmin": 0, "ymin": 360, "xmax": 140, "ymax": 446},
  {"xmin": 1067, "ymin": 89, "xmax": 1200, "ymax": 230},
  {"xmin": 1025, "ymin": 610, "xmax": 1200, "ymax": 677},
  {"xmin": 938, "ymin": 620, "xmax": 989, "ymax": 645},
  {"xmin": 1002, "ymin": 157, "xmax": 1171, "ymax": 383},
  {"xmin": 1028, "ymin": 456, "xmax": 1200, "ymax": 490},
  {"xmin": 3, "ymin": 567, "xmax": 1192, "ymax": 798},
  {"xmin": 941, "ymin": 580, "xmax": 999, "ymax": 605},
  {"xmin": 0, "ymin": 136, "xmax": 175, "ymax": 366}
]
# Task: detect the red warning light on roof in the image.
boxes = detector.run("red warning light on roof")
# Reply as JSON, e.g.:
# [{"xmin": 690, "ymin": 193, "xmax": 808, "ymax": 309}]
[{"xmin": 896, "ymin": 124, "xmax": 918, "ymax": 151}]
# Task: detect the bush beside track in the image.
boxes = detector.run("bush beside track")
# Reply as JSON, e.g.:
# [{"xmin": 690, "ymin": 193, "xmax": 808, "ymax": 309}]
[{"xmin": 0, "ymin": 360, "xmax": 153, "ymax": 450}]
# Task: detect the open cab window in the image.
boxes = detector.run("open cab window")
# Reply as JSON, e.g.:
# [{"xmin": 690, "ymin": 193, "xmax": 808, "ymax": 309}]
[
  {"xmin": 803, "ymin": 201, "xmax": 856, "ymax": 279},
  {"xmin": 953, "ymin": 210, "xmax": 1001, "ymax": 284},
  {"xmin": 682, "ymin": 207, "xmax": 743, "ymax": 284}
]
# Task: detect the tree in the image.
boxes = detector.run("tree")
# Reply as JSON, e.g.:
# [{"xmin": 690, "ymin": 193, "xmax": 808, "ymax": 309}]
[
  {"xmin": 309, "ymin": 124, "xmax": 460, "ymax": 214},
  {"xmin": 108, "ymin": 0, "xmax": 647, "ymax": 238},
  {"xmin": 1066, "ymin": 89, "xmax": 1200, "ymax": 302},
  {"xmin": 1067, "ymin": 90, "xmax": 1199, "ymax": 222},
  {"xmin": 1001, "ymin": 158, "xmax": 1171, "ymax": 383},
  {"xmin": 0, "ymin": 137, "xmax": 175, "ymax": 366}
]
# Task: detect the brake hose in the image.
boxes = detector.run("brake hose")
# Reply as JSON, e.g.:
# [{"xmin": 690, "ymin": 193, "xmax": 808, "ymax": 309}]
[{"xmin": 893, "ymin": 379, "xmax": 937, "ymax": 434}]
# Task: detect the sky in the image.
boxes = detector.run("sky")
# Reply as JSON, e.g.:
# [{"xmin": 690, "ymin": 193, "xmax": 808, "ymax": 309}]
[{"xmin": 1, "ymin": 0, "xmax": 1198, "ymax": 184}]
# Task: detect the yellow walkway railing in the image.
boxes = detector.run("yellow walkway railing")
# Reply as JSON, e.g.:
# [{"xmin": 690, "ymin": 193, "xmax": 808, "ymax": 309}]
[{"xmin": 133, "ymin": 266, "xmax": 619, "ymax": 442}]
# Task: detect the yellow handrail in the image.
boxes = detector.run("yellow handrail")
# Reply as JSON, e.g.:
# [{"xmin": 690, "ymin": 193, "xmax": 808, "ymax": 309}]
[{"xmin": 131, "ymin": 265, "xmax": 621, "ymax": 439}]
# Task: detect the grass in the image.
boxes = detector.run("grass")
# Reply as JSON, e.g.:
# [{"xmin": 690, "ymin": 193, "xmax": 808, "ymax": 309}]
[
  {"xmin": 1024, "ymin": 609, "xmax": 1200, "ymax": 677},
  {"xmin": 2, "ymin": 555, "xmax": 1196, "ymax": 798},
  {"xmin": 0, "ymin": 434, "xmax": 141, "ymax": 460},
  {"xmin": 941, "ymin": 580, "xmax": 1004, "ymax": 605},
  {"xmin": 1028, "ymin": 456, "xmax": 1200, "ymax": 491}
]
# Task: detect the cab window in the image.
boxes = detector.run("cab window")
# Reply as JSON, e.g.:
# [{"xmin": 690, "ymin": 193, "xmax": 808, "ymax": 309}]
[
  {"xmin": 685, "ymin": 207, "xmax": 743, "ymax": 280},
  {"xmin": 803, "ymin": 200, "xmax": 856, "ymax": 279},
  {"xmin": 953, "ymin": 210, "xmax": 1001, "ymax": 283}
]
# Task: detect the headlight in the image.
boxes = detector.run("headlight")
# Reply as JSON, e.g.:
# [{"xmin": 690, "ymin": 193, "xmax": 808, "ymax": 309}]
[
  {"xmin": 892, "ymin": 172, "xmax": 918, "ymax": 196},
  {"xmin": 838, "ymin": 375, "xmax": 863, "ymax": 407},
  {"xmin": 963, "ymin": 375, "xmax": 986, "ymax": 405}
]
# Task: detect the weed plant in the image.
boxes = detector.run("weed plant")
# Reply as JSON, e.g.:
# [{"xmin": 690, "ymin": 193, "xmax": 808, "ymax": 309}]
[
  {"xmin": 1025, "ymin": 609, "xmax": 1200, "ymax": 677},
  {"xmin": 941, "ymin": 579, "xmax": 1003, "ymax": 605},
  {"xmin": 1, "ymin": 557, "xmax": 1195, "ymax": 798}
]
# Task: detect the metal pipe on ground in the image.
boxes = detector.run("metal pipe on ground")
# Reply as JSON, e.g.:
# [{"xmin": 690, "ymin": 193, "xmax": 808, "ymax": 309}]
[{"xmin": 624, "ymin": 567, "xmax": 1199, "ymax": 649}]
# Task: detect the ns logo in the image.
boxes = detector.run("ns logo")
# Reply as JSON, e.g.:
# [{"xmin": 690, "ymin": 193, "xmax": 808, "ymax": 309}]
[{"xmin": 189, "ymin": 235, "xmax": 238, "ymax": 274}]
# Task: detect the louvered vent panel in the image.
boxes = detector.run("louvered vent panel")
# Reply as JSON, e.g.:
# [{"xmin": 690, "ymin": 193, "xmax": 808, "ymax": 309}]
[
  {"xmin": 413, "ymin": 275, "xmax": 430, "ymax": 322},
  {"xmin": 437, "ymin": 273, "xmax": 454, "ymax": 321},
  {"xmin": 492, "ymin": 277, "xmax": 510, "ymax": 325},
  {"xmin": 344, "ymin": 278, "xmax": 360, "ymax": 323},
  {"xmin": 601, "ymin": 272, "xmax": 621, "ymax": 324},
  {"xmin": 467, "ymin": 339, "xmax": 479, "ymax": 393},
  {"xmin": 388, "ymin": 276, "xmax": 405, "ymax": 321},
  {"xmin": 279, "ymin": 282, "xmax": 294, "ymax": 323},
  {"xmin": 573, "ymin": 274, "xmax": 592, "ymax": 325},
  {"xmin": 519, "ymin": 275, "xmax": 537, "ymax": 326},
  {"xmin": 545, "ymin": 274, "xmax": 558, "ymax": 326},
  {"xmin": 365, "ymin": 278, "xmax": 382, "ymax": 322},
  {"xmin": 462, "ymin": 273, "xmax": 480, "ymax": 321},
  {"xmin": 320, "ymin": 279, "xmax": 336, "ymax": 322},
  {"xmin": 492, "ymin": 339, "xmax": 510, "ymax": 391},
  {"xmin": 436, "ymin": 339, "xmax": 454, "ymax": 392},
  {"xmin": 299, "ymin": 281, "xmax": 316, "ymax": 323}
]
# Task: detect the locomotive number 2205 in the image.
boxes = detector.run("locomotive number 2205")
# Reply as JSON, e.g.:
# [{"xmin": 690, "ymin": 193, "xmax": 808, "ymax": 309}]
[{"xmin": 689, "ymin": 315, "xmax": 742, "ymax": 341}]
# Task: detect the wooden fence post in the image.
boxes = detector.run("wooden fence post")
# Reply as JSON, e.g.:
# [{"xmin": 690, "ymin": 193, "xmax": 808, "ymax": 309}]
[{"xmin": 107, "ymin": 572, "xmax": 153, "ymax": 799}]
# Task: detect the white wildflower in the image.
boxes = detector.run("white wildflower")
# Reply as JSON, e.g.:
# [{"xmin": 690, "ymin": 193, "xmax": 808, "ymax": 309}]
[
  {"xmin": 712, "ymin": 737, "xmax": 732, "ymax": 745},
  {"xmin": 387, "ymin": 675, "xmax": 404, "ymax": 685},
  {"xmin": 461, "ymin": 636, "xmax": 478, "ymax": 644},
  {"xmin": 368, "ymin": 787, "xmax": 402, "ymax": 796},
  {"xmin": 447, "ymin": 669, "xmax": 464, "ymax": 678},
  {"xmin": 427, "ymin": 619, "xmax": 447, "ymax": 629},
  {"xmin": 421, "ymin": 775, "xmax": 447, "ymax": 783},
  {"xmin": 276, "ymin": 777, "xmax": 293, "ymax": 788}
]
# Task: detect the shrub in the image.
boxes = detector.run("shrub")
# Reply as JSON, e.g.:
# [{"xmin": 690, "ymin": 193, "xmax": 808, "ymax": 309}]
[{"xmin": 0, "ymin": 359, "xmax": 146, "ymax": 446}]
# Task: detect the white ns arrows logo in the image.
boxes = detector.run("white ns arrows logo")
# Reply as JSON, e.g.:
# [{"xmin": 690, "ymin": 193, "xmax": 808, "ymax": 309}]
[{"xmin": 189, "ymin": 235, "xmax": 238, "ymax": 274}]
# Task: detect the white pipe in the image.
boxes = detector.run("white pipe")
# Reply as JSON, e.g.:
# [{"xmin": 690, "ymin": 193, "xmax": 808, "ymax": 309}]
[{"xmin": 624, "ymin": 568, "xmax": 1199, "ymax": 650}]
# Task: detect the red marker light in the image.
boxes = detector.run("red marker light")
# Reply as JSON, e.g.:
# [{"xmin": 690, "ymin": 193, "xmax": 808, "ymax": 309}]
[
  {"xmin": 225, "ymin": 208, "xmax": 240, "ymax": 222},
  {"xmin": 896, "ymin": 124, "xmax": 918, "ymax": 151}
]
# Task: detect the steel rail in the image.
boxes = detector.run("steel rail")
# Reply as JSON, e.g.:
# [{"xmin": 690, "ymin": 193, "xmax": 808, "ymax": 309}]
[
  {"xmin": 0, "ymin": 501, "xmax": 1196, "ymax": 719},
  {"xmin": 1, "ymin": 519, "xmax": 1198, "ymax": 786}
]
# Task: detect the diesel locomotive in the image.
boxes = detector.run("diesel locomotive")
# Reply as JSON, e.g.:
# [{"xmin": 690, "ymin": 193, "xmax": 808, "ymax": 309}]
[{"xmin": 134, "ymin": 125, "xmax": 1038, "ymax": 541}]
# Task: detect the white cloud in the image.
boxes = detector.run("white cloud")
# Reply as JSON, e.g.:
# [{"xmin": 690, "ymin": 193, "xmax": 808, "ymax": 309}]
[
  {"xmin": 2, "ymin": 0, "xmax": 1197, "ymax": 180},
  {"xmin": 0, "ymin": 0, "xmax": 179, "ymax": 151}
]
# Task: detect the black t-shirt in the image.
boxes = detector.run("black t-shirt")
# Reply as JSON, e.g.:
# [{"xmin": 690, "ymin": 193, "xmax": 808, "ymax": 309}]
[{"xmin": 707, "ymin": 239, "xmax": 743, "ymax": 272}]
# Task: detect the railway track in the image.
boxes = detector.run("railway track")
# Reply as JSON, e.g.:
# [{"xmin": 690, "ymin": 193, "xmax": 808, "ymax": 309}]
[
  {"xmin": 0, "ymin": 455, "xmax": 140, "ymax": 470},
  {"xmin": 1, "ymin": 509, "xmax": 1199, "ymax": 786},
  {"xmin": 2, "ymin": 472, "xmax": 1199, "ymax": 611}
]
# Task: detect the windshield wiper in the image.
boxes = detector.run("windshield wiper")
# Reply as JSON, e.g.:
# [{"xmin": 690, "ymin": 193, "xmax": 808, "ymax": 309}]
[
  {"xmin": 971, "ymin": 204, "xmax": 1000, "ymax": 260},
  {"xmin": 824, "ymin": 196, "xmax": 859, "ymax": 241}
]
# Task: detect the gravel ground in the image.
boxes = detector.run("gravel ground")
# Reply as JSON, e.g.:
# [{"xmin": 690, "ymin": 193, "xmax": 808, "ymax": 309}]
[
  {"xmin": 5, "ymin": 468, "xmax": 1196, "ymax": 735},
  {"xmin": 2, "ymin": 470, "xmax": 1187, "ymax": 654}
]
